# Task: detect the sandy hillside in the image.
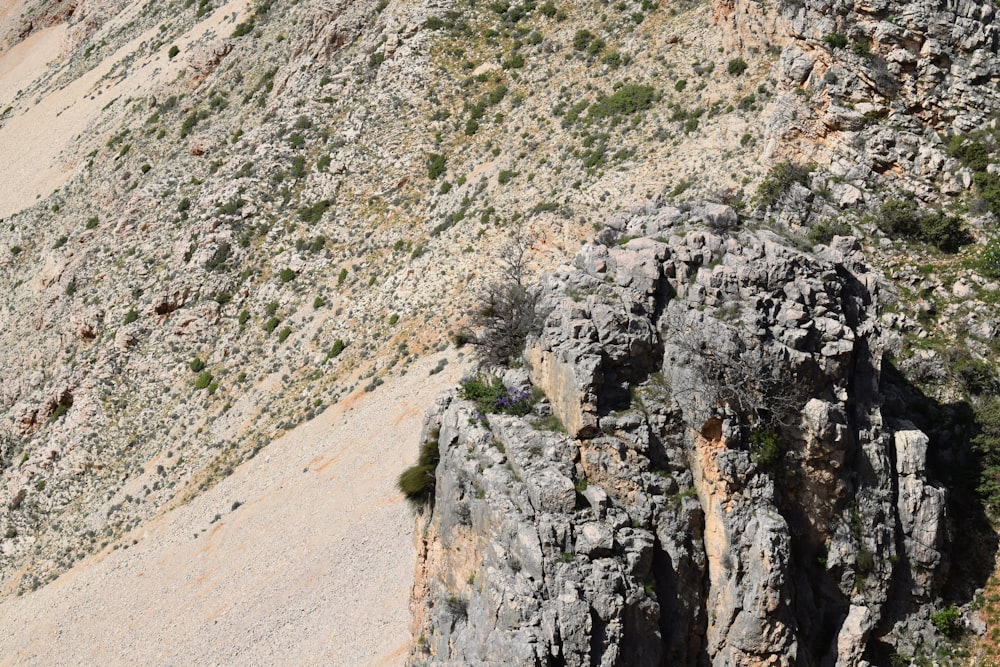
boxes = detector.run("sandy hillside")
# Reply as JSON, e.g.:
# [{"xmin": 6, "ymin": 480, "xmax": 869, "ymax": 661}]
[
  {"xmin": 0, "ymin": 0, "xmax": 251, "ymax": 218},
  {"xmin": 0, "ymin": 351, "xmax": 464, "ymax": 666}
]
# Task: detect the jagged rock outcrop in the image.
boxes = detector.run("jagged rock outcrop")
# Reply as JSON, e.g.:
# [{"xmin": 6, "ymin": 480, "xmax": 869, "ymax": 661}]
[
  {"xmin": 409, "ymin": 204, "xmax": 949, "ymax": 665},
  {"xmin": 751, "ymin": 0, "xmax": 1000, "ymax": 200}
]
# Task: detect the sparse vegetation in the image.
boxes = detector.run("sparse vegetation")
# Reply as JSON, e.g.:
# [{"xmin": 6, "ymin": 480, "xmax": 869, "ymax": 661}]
[
  {"xmin": 754, "ymin": 162, "xmax": 813, "ymax": 209},
  {"xmin": 397, "ymin": 430, "xmax": 441, "ymax": 509},
  {"xmin": 459, "ymin": 374, "xmax": 534, "ymax": 417},
  {"xmin": 726, "ymin": 57, "xmax": 748, "ymax": 76},
  {"xmin": 427, "ymin": 153, "xmax": 446, "ymax": 180},
  {"xmin": 877, "ymin": 197, "xmax": 970, "ymax": 252}
]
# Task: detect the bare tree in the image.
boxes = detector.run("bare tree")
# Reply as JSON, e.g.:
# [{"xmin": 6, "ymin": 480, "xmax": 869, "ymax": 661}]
[
  {"xmin": 671, "ymin": 327, "xmax": 801, "ymax": 432},
  {"xmin": 467, "ymin": 233, "xmax": 544, "ymax": 368}
]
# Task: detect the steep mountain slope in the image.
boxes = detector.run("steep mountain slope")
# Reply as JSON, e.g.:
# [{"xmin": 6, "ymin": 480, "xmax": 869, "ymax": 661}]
[
  {"xmin": 0, "ymin": 351, "xmax": 461, "ymax": 665},
  {"xmin": 0, "ymin": 0, "xmax": 999, "ymax": 662}
]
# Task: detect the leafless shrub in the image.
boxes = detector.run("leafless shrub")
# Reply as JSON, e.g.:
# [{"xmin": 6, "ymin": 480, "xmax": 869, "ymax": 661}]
[
  {"xmin": 466, "ymin": 234, "xmax": 545, "ymax": 368},
  {"xmin": 672, "ymin": 329, "xmax": 800, "ymax": 431}
]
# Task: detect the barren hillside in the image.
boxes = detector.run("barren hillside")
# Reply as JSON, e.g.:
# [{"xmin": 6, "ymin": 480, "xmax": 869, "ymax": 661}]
[{"xmin": 0, "ymin": 0, "xmax": 999, "ymax": 662}]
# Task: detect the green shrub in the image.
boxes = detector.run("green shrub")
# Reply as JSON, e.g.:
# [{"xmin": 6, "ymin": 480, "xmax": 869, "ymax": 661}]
[
  {"xmin": 337, "ymin": 268, "xmax": 348, "ymax": 285},
  {"xmin": 53, "ymin": 236, "xmax": 68, "ymax": 249},
  {"xmin": 973, "ymin": 398, "xmax": 1000, "ymax": 513},
  {"xmin": 978, "ymin": 238, "xmax": 1000, "ymax": 278},
  {"xmin": 502, "ymin": 52, "xmax": 525, "ymax": 69},
  {"xmin": 328, "ymin": 339, "xmax": 345, "ymax": 359},
  {"xmin": 572, "ymin": 29, "xmax": 595, "ymax": 51},
  {"xmin": 459, "ymin": 375, "xmax": 534, "ymax": 416},
  {"xmin": 388, "ymin": 313, "xmax": 399, "ymax": 325},
  {"xmin": 232, "ymin": 18, "xmax": 255, "ymax": 37},
  {"xmin": 930, "ymin": 605, "xmax": 962, "ymax": 639},
  {"xmin": 123, "ymin": 308, "xmax": 138, "ymax": 325},
  {"xmin": 190, "ymin": 357, "xmax": 206, "ymax": 372},
  {"xmin": 49, "ymin": 403, "xmax": 69, "ymax": 422},
  {"xmin": 754, "ymin": 162, "xmax": 812, "ymax": 209},
  {"xmin": 279, "ymin": 268, "xmax": 295, "ymax": 282},
  {"xmin": 298, "ymin": 199, "xmax": 331, "ymax": 223},
  {"xmin": 947, "ymin": 135, "xmax": 990, "ymax": 172},
  {"xmin": 808, "ymin": 219, "xmax": 851, "ymax": 245},
  {"xmin": 823, "ymin": 33, "xmax": 848, "ymax": 49},
  {"xmin": 313, "ymin": 296, "xmax": 325, "ymax": 309},
  {"xmin": 427, "ymin": 153, "xmax": 446, "ymax": 180},
  {"xmin": 588, "ymin": 84, "xmax": 657, "ymax": 120},
  {"xmin": 168, "ymin": 45, "xmax": 179, "ymax": 59},
  {"xmin": 263, "ymin": 316, "xmax": 280, "ymax": 333},
  {"xmin": 498, "ymin": 170, "xmax": 516, "ymax": 184},
  {"xmin": 397, "ymin": 432, "xmax": 441, "ymax": 508},
  {"xmin": 918, "ymin": 211, "xmax": 969, "ymax": 252},
  {"xmin": 277, "ymin": 326, "xmax": 292, "ymax": 342},
  {"xmin": 855, "ymin": 548, "xmax": 875, "ymax": 574},
  {"xmin": 749, "ymin": 430, "xmax": 781, "ymax": 467},
  {"xmin": 205, "ymin": 241, "xmax": 232, "ymax": 271},
  {"xmin": 289, "ymin": 155, "xmax": 307, "ymax": 179},
  {"xmin": 877, "ymin": 198, "xmax": 970, "ymax": 252},
  {"xmin": 194, "ymin": 371, "xmax": 214, "ymax": 389},
  {"xmin": 973, "ymin": 170, "xmax": 1000, "ymax": 218},
  {"xmin": 954, "ymin": 354, "xmax": 994, "ymax": 395},
  {"xmin": 726, "ymin": 57, "xmax": 748, "ymax": 76},
  {"xmin": 86, "ymin": 216, "xmax": 99, "ymax": 229}
]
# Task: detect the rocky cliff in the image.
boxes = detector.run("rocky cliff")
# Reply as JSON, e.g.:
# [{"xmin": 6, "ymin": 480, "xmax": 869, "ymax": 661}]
[
  {"xmin": 408, "ymin": 205, "xmax": 955, "ymax": 665},
  {"xmin": 0, "ymin": 0, "xmax": 999, "ymax": 660}
]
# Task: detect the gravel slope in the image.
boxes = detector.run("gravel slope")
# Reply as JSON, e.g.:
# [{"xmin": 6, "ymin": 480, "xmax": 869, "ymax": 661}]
[{"xmin": 0, "ymin": 351, "xmax": 463, "ymax": 666}]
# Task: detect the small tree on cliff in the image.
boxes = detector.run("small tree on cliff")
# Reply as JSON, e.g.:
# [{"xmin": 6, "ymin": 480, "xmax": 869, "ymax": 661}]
[{"xmin": 466, "ymin": 233, "xmax": 544, "ymax": 368}]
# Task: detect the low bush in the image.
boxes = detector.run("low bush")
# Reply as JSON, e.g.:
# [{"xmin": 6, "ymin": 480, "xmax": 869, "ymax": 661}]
[
  {"xmin": 726, "ymin": 57, "xmax": 748, "ymax": 76},
  {"xmin": 397, "ymin": 430, "xmax": 441, "ymax": 509},
  {"xmin": 754, "ymin": 162, "xmax": 812, "ymax": 209},
  {"xmin": 974, "ymin": 398, "xmax": 1000, "ymax": 513},
  {"xmin": 205, "ymin": 241, "xmax": 232, "ymax": 271},
  {"xmin": 979, "ymin": 238, "xmax": 1000, "ymax": 278},
  {"xmin": 823, "ymin": 33, "xmax": 848, "ymax": 49},
  {"xmin": 588, "ymin": 84, "xmax": 657, "ymax": 121},
  {"xmin": 930, "ymin": 605, "xmax": 962, "ymax": 639},
  {"xmin": 298, "ymin": 200, "xmax": 331, "ymax": 223},
  {"xmin": 459, "ymin": 374, "xmax": 534, "ymax": 416},
  {"xmin": 327, "ymin": 339, "xmax": 345, "ymax": 359},
  {"xmin": 749, "ymin": 430, "xmax": 781, "ymax": 467},
  {"xmin": 808, "ymin": 218, "xmax": 851, "ymax": 245},
  {"xmin": 427, "ymin": 153, "xmax": 446, "ymax": 180},
  {"xmin": 877, "ymin": 197, "xmax": 970, "ymax": 252}
]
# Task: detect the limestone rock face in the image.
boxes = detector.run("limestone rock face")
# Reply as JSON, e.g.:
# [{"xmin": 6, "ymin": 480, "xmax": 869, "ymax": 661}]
[{"xmin": 409, "ymin": 207, "xmax": 948, "ymax": 666}]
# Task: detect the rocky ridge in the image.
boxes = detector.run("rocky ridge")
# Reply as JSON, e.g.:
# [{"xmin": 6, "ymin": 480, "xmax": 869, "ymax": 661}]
[
  {"xmin": 409, "ymin": 203, "xmax": 950, "ymax": 665},
  {"xmin": 0, "ymin": 0, "xmax": 997, "ymax": 660}
]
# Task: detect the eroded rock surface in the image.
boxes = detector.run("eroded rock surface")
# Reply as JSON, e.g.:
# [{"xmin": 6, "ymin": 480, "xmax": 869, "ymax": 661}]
[{"xmin": 409, "ymin": 206, "xmax": 948, "ymax": 665}]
